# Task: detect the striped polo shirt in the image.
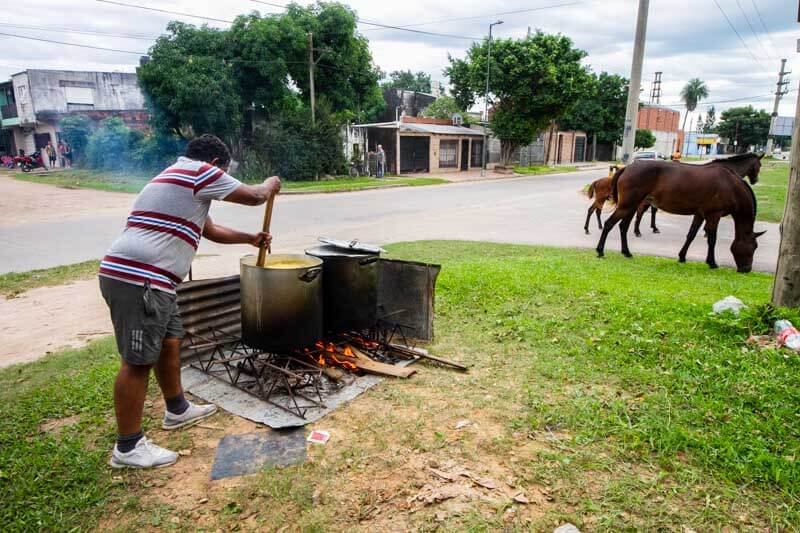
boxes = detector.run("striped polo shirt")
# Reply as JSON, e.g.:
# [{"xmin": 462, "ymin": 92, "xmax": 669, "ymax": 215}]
[{"xmin": 100, "ymin": 156, "xmax": 242, "ymax": 294}]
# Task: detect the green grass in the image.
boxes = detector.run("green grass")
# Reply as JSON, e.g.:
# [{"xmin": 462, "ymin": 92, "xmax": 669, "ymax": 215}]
[
  {"xmin": 12, "ymin": 169, "xmax": 448, "ymax": 194},
  {"xmin": 12, "ymin": 169, "xmax": 151, "ymax": 193},
  {"xmin": 0, "ymin": 260, "xmax": 100, "ymax": 298},
  {"xmin": 280, "ymin": 175, "xmax": 448, "ymax": 193},
  {"xmin": 514, "ymin": 165, "xmax": 579, "ymax": 175},
  {"xmin": 753, "ymin": 162, "xmax": 790, "ymax": 223},
  {"xmin": 3, "ymin": 242, "xmax": 800, "ymax": 530}
]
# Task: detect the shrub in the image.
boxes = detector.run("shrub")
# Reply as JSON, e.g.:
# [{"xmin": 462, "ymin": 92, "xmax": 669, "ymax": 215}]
[{"xmin": 58, "ymin": 115, "xmax": 92, "ymax": 165}]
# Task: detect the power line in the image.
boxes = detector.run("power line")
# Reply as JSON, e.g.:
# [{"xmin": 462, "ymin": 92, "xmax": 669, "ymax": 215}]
[
  {"xmin": 250, "ymin": 0, "xmax": 481, "ymax": 41},
  {"xmin": 357, "ymin": 2, "xmax": 583, "ymax": 33},
  {"xmin": 732, "ymin": 0, "xmax": 776, "ymax": 63},
  {"xmin": 709, "ymin": 0, "xmax": 769, "ymax": 74},
  {"xmin": 750, "ymin": 0, "xmax": 780, "ymax": 58},
  {"xmin": 661, "ymin": 90, "xmax": 796, "ymax": 108},
  {"xmin": 0, "ymin": 30, "xmax": 145, "ymax": 55},
  {"xmin": 96, "ymin": 0, "xmax": 233, "ymax": 24},
  {"xmin": 0, "ymin": 22, "xmax": 159, "ymax": 41}
]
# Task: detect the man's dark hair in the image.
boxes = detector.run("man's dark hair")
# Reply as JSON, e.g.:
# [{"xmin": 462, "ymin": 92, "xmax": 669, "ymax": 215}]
[{"xmin": 185, "ymin": 134, "xmax": 231, "ymax": 167}]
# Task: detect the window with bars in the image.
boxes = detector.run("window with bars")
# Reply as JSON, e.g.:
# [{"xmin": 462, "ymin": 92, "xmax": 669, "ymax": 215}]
[{"xmin": 439, "ymin": 140, "xmax": 458, "ymax": 168}]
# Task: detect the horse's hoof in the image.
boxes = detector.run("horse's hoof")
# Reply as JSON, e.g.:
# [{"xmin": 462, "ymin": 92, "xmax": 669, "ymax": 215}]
[
  {"xmin": 585, "ymin": 229, "xmax": 590, "ymax": 235},
  {"xmin": 623, "ymin": 252, "xmax": 633, "ymax": 258},
  {"xmin": 678, "ymin": 256, "xmax": 686, "ymax": 263},
  {"xmin": 708, "ymin": 263, "xmax": 719, "ymax": 269},
  {"xmin": 652, "ymin": 228, "xmax": 660, "ymax": 234},
  {"xmin": 597, "ymin": 251, "xmax": 605, "ymax": 258},
  {"xmin": 634, "ymin": 232, "xmax": 642, "ymax": 238}
]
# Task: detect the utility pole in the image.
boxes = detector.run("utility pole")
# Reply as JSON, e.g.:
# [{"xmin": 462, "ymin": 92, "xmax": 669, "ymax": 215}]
[
  {"xmin": 620, "ymin": 0, "xmax": 650, "ymax": 164},
  {"xmin": 765, "ymin": 58, "xmax": 790, "ymax": 155},
  {"xmin": 649, "ymin": 71, "xmax": 662, "ymax": 104},
  {"xmin": 772, "ymin": 81, "xmax": 800, "ymax": 306},
  {"xmin": 481, "ymin": 20, "xmax": 503, "ymax": 177},
  {"xmin": 308, "ymin": 32, "xmax": 316, "ymax": 126}
]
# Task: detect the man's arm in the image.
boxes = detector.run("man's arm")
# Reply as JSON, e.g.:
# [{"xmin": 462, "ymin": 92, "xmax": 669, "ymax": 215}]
[
  {"xmin": 203, "ymin": 216, "xmax": 271, "ymax": 247},
  {"xmin": 223, "ymin": 176, "xmax": 281, "ymax": 206}
]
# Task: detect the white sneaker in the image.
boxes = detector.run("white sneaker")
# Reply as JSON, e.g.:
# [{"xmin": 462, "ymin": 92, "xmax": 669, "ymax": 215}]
[
  {"xmin": 162, "ymin": 401, "xmax": 218, "ymax": 431},
  {"xmin": 109, "ymin": 436, "xmax": 178, "ymax": 469}
]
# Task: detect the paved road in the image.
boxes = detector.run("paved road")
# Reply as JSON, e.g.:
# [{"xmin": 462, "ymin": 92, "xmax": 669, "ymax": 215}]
[{"xmin": 0, "ymin": 170, "xmax": 780, "ymax": 274}]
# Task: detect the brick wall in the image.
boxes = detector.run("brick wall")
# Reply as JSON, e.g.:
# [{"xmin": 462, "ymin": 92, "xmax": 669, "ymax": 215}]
[{"xmin": 637, "ymin": 106, "xmax": 680, "ymax": 133}]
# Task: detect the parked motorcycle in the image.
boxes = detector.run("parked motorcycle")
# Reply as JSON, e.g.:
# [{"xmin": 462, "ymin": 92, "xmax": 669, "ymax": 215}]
[{"xmin": 14, "ymin": 151, "xmax": 45, "ymax": 172}]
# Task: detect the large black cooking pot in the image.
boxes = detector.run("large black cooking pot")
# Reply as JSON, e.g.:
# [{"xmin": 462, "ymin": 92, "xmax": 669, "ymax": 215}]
[
  {"xmin": 305, "ymin": 245, "xmax": 379, "ymax": 332},
  {"xmin": 240, "ymin": 254, "xmax": 323, "ymax": 352}
]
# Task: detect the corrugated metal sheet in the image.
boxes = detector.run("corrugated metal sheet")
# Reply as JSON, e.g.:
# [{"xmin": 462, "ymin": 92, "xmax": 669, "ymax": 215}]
[
  {"xmin": 399, "ymin": 123, "xmax": 484, "ymax": 136},
  {"xmin": 177, "ymin": 275, "xmax": 241, "ymax": 362}
]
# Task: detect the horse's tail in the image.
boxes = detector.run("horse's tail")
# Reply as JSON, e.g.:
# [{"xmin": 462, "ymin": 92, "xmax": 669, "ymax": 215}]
[
  {"xmin": 610, "ymin": 166, "xmax": 625, "ymax": 204},
  {"xmin": 587, "ymin": 180, "xmax": 597, "ymax": 199}
]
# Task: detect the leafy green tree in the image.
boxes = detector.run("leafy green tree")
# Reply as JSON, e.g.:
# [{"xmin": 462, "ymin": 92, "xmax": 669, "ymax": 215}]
[
  {"xmin": 382, "ymin": 70, "xmax": 432, "ymax": 93},
  {"xmin": 717, "ymin": 106, "xmax": 771, "ymax": 153},
  {"xmin": 446, "ymin": 31, "xmax": 591, "ymax": 165},
  {"xmin": 58, "ymin": 115, "xmax": 93, "ymax": 164},
  {"xmin": 422, "ymin": 95, "xmax": 473, "ymax": 124},
  {"xmin": 85, "ymin": 118, "xmax": 137, "ymax": 170},
  {"xmin": 680, "ymin": 78, "xmax": 709, "ymax": 132},
  {"xmin": 702, "ymin": 106, "xmax": 717, "ymax": 133},
  {"xmin": 559, "ymin": 71, "xmax": 628, "ymax": 146},
  {"xmin": 138, "ymin": 3, "xmax": 385, "ymax": 146},
  {"xmin": 634, "ymin": 128, "xmax": 656, "ymax": 149},
  {"xmin": 138, "ymin": 22, "xmax": 241, "ymax": 140}
]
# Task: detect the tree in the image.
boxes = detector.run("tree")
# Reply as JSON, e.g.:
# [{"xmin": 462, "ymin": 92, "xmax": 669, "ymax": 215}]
[
  {"xmin": 422, "ymin": 95, "xmax": 473, "ymax": 124},
  {"xmin": 717, "ymin": 106, "xmax": 771, "ymax": 153},
  {"xmin": 634, "ymin": 128, "xmax": 656, "ymax": 149},
  {"xmin": 559, "ymin": 71, "xmax": 628, "ymax": 144},
  {"xmin": 137, "ymin": 2, "xmax": 385, "ymax": 173},
  {"xmin": 679, "ymin": 78, "xmax": 709, "ymax": 132},
  {"xmin": 703, "ymin": 106, "xmax": 717, "ymax": 133},
  {"xmin": 382, "ymin": 70, "xmax": 432, "ymax": 93},
  {"xmin": 446, "ymin": 31, "xmax": 591, "ymax": 165},
  {"xmin": 58, "ymin": 115, "xmax": 93, "ymax": 164}
]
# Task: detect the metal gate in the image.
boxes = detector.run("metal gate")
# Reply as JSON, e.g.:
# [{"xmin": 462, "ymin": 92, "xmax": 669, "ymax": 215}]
[
  {"xmin": 400, "ymin": 137, "xmax": 430, "ymax": 173},
  {"xmin": 574, "ymin": 136, "xmax": 586, "ymax": 162}
]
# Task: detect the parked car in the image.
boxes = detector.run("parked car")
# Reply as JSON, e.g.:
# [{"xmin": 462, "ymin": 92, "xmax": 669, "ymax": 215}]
[{"xmin": 634, "ymin": 150, "xmax": 667, "ymax": 160}]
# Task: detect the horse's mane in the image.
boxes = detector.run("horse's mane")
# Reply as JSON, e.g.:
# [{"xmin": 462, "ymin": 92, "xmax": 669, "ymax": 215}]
[{"xmin": 716, "ymin": 153, "xmax": 759, "ymax": 163}]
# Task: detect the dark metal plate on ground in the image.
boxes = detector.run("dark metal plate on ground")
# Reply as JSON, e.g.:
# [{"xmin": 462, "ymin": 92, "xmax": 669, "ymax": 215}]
[{"xmin": 210, "ymin": 429, "xmax": 306, "ymax": 480}]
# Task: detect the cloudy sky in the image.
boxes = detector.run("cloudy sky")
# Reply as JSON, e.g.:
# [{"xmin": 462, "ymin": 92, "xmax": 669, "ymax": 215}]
[{"xmin": 2, "ymin": 0, "xmax": 797, "ymax": 124}]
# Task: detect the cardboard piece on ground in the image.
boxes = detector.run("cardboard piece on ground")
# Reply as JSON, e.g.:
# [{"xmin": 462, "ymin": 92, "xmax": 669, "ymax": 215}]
[{"xmin": 210, "ymin": 428, "xmax": 306, "ymax": 480}]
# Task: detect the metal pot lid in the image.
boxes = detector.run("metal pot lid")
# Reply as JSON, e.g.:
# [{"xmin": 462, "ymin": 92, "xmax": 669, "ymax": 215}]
[
  {"xmin": 317, "ymin": 237, "xmax": 386, "ymax": 254},
  {"xmin": 305, "ymin": 244, "xmax": 379, "ymax": 258}
]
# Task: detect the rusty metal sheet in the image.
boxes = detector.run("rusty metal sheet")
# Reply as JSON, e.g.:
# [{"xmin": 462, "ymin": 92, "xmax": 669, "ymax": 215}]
[
  {"xmin": 177, "ymin": 275, "xmax": 241, "ymax": 362},
  {"xmin": 377, "ymin": 259, "xmax": 441, "ymax": 341}
]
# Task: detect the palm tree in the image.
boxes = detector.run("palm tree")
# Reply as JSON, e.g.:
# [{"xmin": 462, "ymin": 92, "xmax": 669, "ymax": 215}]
[{"xmin": 680, "ymin": 78, "xmax": 709, "ymax": 133}]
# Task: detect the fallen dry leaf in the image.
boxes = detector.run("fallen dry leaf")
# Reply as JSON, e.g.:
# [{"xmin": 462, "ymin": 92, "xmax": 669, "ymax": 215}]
[
  {"xmin": 428, "ymin": 468, "xmax": 457, "ymax": 482},
  {"xmin": 513, "ymin": 493, "xmax": 530, "ymax": 504}
]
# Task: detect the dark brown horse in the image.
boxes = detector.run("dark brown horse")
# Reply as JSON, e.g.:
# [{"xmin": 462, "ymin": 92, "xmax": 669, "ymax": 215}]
[
  {"xmin": 586, "ymin": 152, "xmax": 763, "ymax": 237},
  {"xmin": 595, "ymin": 161, "xmax": 765, "ymax": 272},
  {"xmin": 585, "ymin": 176, "xmax": 658, "ymax": 236}
]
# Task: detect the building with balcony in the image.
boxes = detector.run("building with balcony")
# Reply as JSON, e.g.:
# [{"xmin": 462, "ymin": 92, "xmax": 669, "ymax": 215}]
[{"xmin": 0, "ymin": 69, "xmax": 147, "ymax": 164}]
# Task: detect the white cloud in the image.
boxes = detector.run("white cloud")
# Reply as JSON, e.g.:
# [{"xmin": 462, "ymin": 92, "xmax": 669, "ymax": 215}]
[{"xmin": 2, "ymin": 0, "xmax": 796, "ymax": 122}]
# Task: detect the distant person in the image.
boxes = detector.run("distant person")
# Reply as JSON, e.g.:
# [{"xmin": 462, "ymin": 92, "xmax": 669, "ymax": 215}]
[
  {"xmin": 58, "ymin": 141, "xmax": 67, "ymax": 167},
  {"xmin": 376, "ymin": 144, "xmax": 385, "ymax": 178},
  {"xmin": 63, "ymin": 141, "xmax": 73, "ymax": 167},
  {"xmin": 100, "ymin": 134, "xmax": 280, "ymax": 469},
  {"xmin": 45, "ymin": 141, "xmax": 57, "ymax": 168},
  {"xmin": 671, "ymin": 150, "xmax": 681, "ymax": 161}
]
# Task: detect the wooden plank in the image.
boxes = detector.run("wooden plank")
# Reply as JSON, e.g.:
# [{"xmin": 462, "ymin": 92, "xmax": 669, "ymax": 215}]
[
  {"xmin": 349, "ymin": 346, "xmax": 416, "ymax": 378},
  {"xmin": 386, "ymin": 343, "xmax": 468, "ymax": 371}
]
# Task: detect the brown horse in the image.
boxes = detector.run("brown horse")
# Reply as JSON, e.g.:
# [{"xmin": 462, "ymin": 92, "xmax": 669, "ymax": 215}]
[
  {"xmin": 595, "ymin": 161, "xmax": 765, "ymax": 272},
  {"xmin": 585, "ymin": 177, "xmax": 658, "ymax": 236},
  {"xmin": 585, "ymin": 152, "xmax": 763, "ymax": 236}
]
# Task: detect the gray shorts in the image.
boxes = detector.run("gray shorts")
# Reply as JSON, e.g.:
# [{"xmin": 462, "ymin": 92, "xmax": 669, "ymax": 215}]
[{"xmin": 99, "ymin": 276, "xmax": 184, "ymax": 366}]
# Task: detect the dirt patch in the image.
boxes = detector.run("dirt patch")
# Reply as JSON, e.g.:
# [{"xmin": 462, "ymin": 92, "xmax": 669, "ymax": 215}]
[
  {"xmin": 0, "ymin": 175, "xmax": 133, "ymax": 227},
  {"xmin": 38, "ymin": 414, "xmax": 81, "ymax": 435}
]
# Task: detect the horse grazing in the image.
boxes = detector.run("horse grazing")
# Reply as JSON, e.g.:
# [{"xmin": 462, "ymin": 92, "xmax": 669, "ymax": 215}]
[
  {"xmin": 595, "ymin": 161, "xmax": 765, "ymax": 272},
  {"xmin": 585, "ymin": 176, "xmax": 658, "ymax": 236}
]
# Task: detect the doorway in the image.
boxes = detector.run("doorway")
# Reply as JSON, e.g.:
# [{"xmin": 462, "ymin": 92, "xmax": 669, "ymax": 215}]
[{"xmin": 460, "ymin": 139, "xmax": 469, "ymax": 170}]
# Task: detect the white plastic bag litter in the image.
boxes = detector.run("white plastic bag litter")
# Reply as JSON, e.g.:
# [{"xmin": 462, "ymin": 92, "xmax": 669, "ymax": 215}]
[
  {"xmin": 712, "ymin": 296, "xmax": 746, "ymax": 315},
  {"xmin": 774, "ymin": 320, "xmax": 800, "ymax": 351}
]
